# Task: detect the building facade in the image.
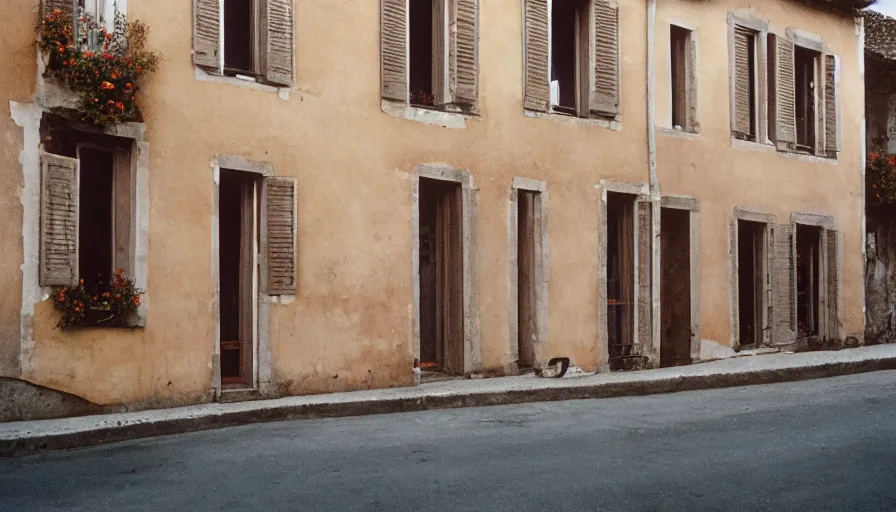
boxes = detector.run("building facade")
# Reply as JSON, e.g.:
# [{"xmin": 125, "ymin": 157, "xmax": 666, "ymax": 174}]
[{"xmin": 0, "ymin": 0, "xmax": 869, "ymax": 418}]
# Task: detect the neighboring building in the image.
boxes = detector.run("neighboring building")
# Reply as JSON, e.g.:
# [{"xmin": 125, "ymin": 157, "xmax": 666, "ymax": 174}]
[
  {"xmin": 864, "ymin": 10, "xmax": 896, "ymax": 344},
  {"xmin": 0, "ymin": 0, "xmax": 870, "ymax": 419}
]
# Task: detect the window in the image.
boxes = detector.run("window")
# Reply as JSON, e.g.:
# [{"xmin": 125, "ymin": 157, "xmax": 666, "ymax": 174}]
[
  {"xmin": 381, "ymin": 0, "xmax": 480, "ymax": 112},
  {"xmin": 794, "ymin": 46, "xmax": 820, "ymax": 151},
  {"xmin": 524, "ymin": 0, "xmax": 620, "ymax": 118},
  {"xmin": 732, "ymin": 26, "xmax": 758, "ymax": 140},
  {"xmin": 670, "ymin": 25, "xmax": 697, "ymax": 132},
  {"xmin": 193, "ymin": 0, "xmax": 294, "ymax": 87}
]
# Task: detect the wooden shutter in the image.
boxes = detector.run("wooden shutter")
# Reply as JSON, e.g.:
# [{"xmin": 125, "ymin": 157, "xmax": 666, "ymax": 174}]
[
  {"xmin": 42, "ymin": 0, "xmax": 74, "ymax": 17},
  {"xmin": 686, "ymin": 37, "xmax": 699, "ymax": 132},
  {"xmin": 824, "ymin": 55, "xmax": 839, "ymax": 154},
  {"xmin": 454, "ymin": 0, "xmax": 479, "ymax": 106},
  {"xmin": 769, "ymin": 34, "xmax": 796, "ymax": 147},
  {"xmin": 381, "ymin": 0, "xmax": 409, "ymax": 102},
  {"xmin": 732, "ymin": 26, "xmax": 752, "ymax": 136},
  {"xmin": 265, "ymin": 0, "xmax": 294, "ymax": 86},
  {"xmin": 524, "ymin": 0, "xmax": 550, "ymax": 112},
  {"xmin": 826, "ymin": 229, "xmax": 840, "ymax": 341},
  {"xmin": 770, "ymin": 223, "xmax": 796, "ymax": 346},
  {"xmin": 193, "ymin": 0, "xmax": 221, "ymax": 70},
  {"xmin": 591, "ymin": 0, "xmax": 620, "ymax": 116},
  {"xmin": 432, "ymin": 0, "xmax": 449, "ymax": 105},
  {"xmin": 262, "ymin": 177, "xmax": 297, "ymax": 295},
  {"xmin": 40, "ymin": 153, "xmax": 79, "ymax": 287},
  {"xmin": 636, "ymin": 201, "xmax": 652, "ymax": 353}
]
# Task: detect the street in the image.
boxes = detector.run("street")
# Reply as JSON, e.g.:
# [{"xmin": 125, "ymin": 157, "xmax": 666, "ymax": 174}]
[{"xmin": 1, "ymin": 371, "xmax": 895, "ymax": 512}]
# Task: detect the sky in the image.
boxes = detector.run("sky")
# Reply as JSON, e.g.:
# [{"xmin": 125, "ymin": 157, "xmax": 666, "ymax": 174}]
[{"xmin": 871, "ymin": 0, "xmax": 896, "ymax": 17}]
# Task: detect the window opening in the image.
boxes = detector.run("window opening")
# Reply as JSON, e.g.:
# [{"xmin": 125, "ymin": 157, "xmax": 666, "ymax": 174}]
[
  {"xmin": 796, "ymin": 224, "xmax": 821, "ymax": 338},
  {"xmin": 660, "ymin": 207, "xmax": 691, "ymax": 367},
  {"xmin": 78, "ymin": 148, "xmax": 114, "ymax": 296},
  {"xmin": 550, "ymin": 0, "xmax": 588, "ymax": 115},
  {"xmin": 670, "ymin": 25, "xmax": 690, "ymax": 130},
  {"xmin": 409, "ymin": 0, "xmax": 435, "ymax": 106},
  {"xmin": 794, "ymin": 46, "xmax": 819, "ymax": 150},
  {"xmin": 224, "ymin": 0, "xmax": 255, "ymax": 75},
  {"xmin": 606, "ymin": 192, "xmax": 635, "ymax": 359},
  {"xmin": 737, "ymin": 219, "xmax": 766, "ymax": 348}
]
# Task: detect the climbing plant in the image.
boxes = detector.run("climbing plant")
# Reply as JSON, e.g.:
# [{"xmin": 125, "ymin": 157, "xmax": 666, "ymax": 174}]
[{"xmin": 867, "ymin": 152, "xmax": 896, "ymax": 205}]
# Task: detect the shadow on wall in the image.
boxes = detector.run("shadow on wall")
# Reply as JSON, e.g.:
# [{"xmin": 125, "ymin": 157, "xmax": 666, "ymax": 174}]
[{"xmin": 0, "ymin": 377, "xmax": 123, "ymax": 422}]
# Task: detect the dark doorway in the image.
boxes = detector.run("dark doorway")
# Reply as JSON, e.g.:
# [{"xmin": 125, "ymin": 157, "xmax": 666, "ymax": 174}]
[
  {"xmin": 738, "ymin": 220, "xmax": 766, "ymax": 348},
  {"xmin": 409, "ymin": 0, "xmax": 434, "ymax": 106},
  {"xmin": 517, "ymin": 190, "xmax": 540, "ymax": 370},
  {"xmin": 78, "ymin": 148, "xmax": 114, "ymax": 296},
  {"xmin": 219, "ymin": 170, "xmax": 257, "ymax": 387},
  {"xmin": 419, "ymin": 178, "xmax": 464, "ymax": 375},
  {"xmin": 606, "ymin": 192, "xmax": 635, "ymax": 359},
  {"xmin": 660, "ymin": 207, "xmax": 691, "ymax": 367},
  {"xmin": 796, "ymin": 224, "xmax": 822, "ymax": 338}
]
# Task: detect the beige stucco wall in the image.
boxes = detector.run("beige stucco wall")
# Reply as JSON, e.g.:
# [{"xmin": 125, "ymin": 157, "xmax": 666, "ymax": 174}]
[
  {"xmin": 654, "ymin": 0, "xmax": 865, "ymax": 349},
  {"xmin": 0, "ymin": 0, "xmax": 863, "ymax": 411}
]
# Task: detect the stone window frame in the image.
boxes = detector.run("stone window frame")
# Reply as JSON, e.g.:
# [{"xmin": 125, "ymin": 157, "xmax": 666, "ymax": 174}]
[
  {"xmin": 411, "ymin": 164, "xmax": 482, "ymax": 377},
  {"xmin": 507, "ymin": 177, "xmax": 550, "ymax": 375},
  {"xmin": 659, "ymin": 195, "xmax": 701, "ymax": 362}
]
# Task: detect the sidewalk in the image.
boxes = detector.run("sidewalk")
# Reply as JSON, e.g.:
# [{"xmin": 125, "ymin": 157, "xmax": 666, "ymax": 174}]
[{"xmin": 2, "ymin": 344, "xmax": 896, "ymax": 458}]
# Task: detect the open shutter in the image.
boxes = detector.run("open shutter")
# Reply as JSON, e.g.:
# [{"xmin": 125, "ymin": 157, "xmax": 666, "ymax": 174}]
[
  {"xmin": 826, "ymin": 229, "xmax": 841, "ymax": 341},
  {"xmin": 262, "ymin": 177, "xmax": 297, "ymax": 295},
  {"xmin": 524, "ymin": 0, "xmax": 550, "ymax": 112},
  {"xmin": 591, "ymin": 0, "xmax": 620, "ymax": 116},
  {"xmin": 769, "ymin": 34, "xmax": 796, "ymax": 148},
  {"xmin": 770, "ymin": 223, "xmax": 796, "ymax": 346},
  {"xmin": 40, "ymin": 153, "xmax": 79, "ymax": 287},
  {"xmin": 432, "ymin": 0, "xmax": 449, "ymax": 105},
  {"xmin": 732, "ymin": 26, "xmax": 752, "ymax": 136},
  {"xmin": 265, "ymin": 0, "xmax": 294, "ymax": 86},
  {"xmin": 454, "ymin": 0, "xmax": 479, "ymax": 106},
  {"xmin": 686, "ymin": 37, "xmax": 699, "ymax": 132},
  {"xmin": 636, "ymin": 201, "xmax": 652, "ymax": 354},
  {"xmin": 42, "ymin": 0, "xmax": 74, "ymax": 17},
  {"xmin": 381, "ymin": 0, "xmax": 409, "ymax": 102},
  {"xmin": 824, "ymin": 55, "xmax": 840, "ymax": 154},
  {"xmin": 193, "ymin": 0, "xmax": 221, "ymax": 70}
]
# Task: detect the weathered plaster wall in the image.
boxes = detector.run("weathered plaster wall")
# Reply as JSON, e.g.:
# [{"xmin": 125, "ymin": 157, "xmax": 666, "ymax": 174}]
[
  {"xmin": 1, "ymin": 0, "xmax": 649, "ymax": 408},
  {"xmin": 655, "ymin": 0, "xmax": 865, "ymax": 348}
]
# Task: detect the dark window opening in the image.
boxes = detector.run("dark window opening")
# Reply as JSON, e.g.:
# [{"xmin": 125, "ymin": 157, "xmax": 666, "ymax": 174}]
[
  {"xmin": 737, "ymin": 220, "xmax": 765, "ymax": 348},
  {"xmin": 224, "ymin": 0, "xmax": 254, "ymax": 74},
  {"xmin": 551, "ymin": 0, "xmax": 580, "ymax": 114},
  {"xmin": 670, "ymin": 25, "xmax": 691, "ymax": 130},
  {"xmin": 795, "ymin": 46, "xmax": 818, "ymax": 150},
  {"xmin": 78, "ymin": 148, "xmax": 114, "ymax": 297},
  {"xmin": 606, "ymin": 192, "xmax": 635, "ymax": 358},
  {"xmin": 746, "ymin": 32, "xmax": 757, "ymax": 138},
  {"xmin": 796, "ymin": 224, "xmax": 822, "ymax": 338},
  {"xmin": 409, "ymin": 0, "xmax": 434, "ymax": 106},
  {"xmin": 660, "ymin": 207, "xmax": 691, "ymax": 367}
]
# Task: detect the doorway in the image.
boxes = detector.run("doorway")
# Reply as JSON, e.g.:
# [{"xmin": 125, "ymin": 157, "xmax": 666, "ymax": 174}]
[
  {"xmin": 796, "ymin": 224, "xmax": 822, "ymax": 338},
  {"xmin": 219, "ymin": 169, "xmax": 259, "ymax": 388},
  {"xmin": 737, "ymin": 219, "xmax": 767, "ymax": 349},
  {"xmin": 516, "ymin": 189, "xmax": 541, "ymax": 371},
  {"xmin": 606, "ymin": 192, "xmax": 635, "ymax": 359},
  {"xmin": 660, "ymin": 207, "xmax": 691, "ymax": 367},
  {"xmin": 418, "ymin": 177, "xmax": 464, "ymax": 375}
]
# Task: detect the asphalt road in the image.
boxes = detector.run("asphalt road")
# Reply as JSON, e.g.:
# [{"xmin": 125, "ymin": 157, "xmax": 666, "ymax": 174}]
[{"xmin": 1, "ymin": 371, "xmax": 895, "ymax": 512}]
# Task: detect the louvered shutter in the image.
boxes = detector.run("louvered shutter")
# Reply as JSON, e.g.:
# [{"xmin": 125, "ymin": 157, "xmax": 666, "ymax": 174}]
[
  {"xmin": 262, "ymin": 177, "xmax": 297, "ymax": 295},
  {"xmin": 40, "ymin": 153, "xmax": 79, "ymax": 287},
  {"xmin": 265, "ymin": 0, "xmax": 294, "ymax": 86},
  {"xmin": 432, "ymin": 0, "xmax": 449, "ymax": 105},
  {"xmin": 686, "ymin": 38, "xmax": 699, "ymax": 132},
  {"xmin": 771, "ymin": 223, "xmax": 796, "ymax": 346},
  {"xmin": 824, "ymin": 55, "xmax": 840, "ymax": 153},
  {"xmin": 193, "ymin": 0, "xmax": 221, "ymax": 70},
  {"xmin": 732, "ymin": 26, "xmax": 752, "ymax": 136},
  {"xmin": 591, "ymin": 0, "xmax": 620, "ymax": 116},
  {"xmin": 381, "ymin": 0, "xmax": 409, "ymax": 102},
  {"xmin": 42, "ymin": 0, "xmax": 74, "ymax": 17},
  {"xmin": 454, "ymin": 0, "xmax": 478, "ymax": 106},
  {"xmin": 636, "ymin": 201, "xmax": 652, "ymax": 353},
  {"xmin": 524, "ymin": 0, "xmax": 549, "ymax": 112},
  {"xmin": 826, "ymin": 229, "xmax": 840, "ymax": 341},
  {"xmin": 770, "ymin": 34, "xmax": 796, "ymax": 147}
]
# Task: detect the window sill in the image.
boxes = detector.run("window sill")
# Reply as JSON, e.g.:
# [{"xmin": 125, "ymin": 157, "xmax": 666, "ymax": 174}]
[
  {"xmin": 381, "ymin": 100, "xmax": 472, "ymax": 129},
  {"xmin": 731, "ymin": 136, "xmax": 839, "ymax": 163},
  {"xmin": 194, "ymin": 67, "xmax": 291, "ymax": 100},
  {"xmin": 524, "ymin": 110, "xmax": 621, "ymax": 131},
  {"xmin": 657, "ymin": 126, "xmax": 699, "ymax": 139}
]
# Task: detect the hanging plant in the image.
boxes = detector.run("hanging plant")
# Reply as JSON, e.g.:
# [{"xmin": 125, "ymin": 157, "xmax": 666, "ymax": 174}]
[
  {"xmin": 54, "ymin": 269, "xmax": 144, "ymax": 328},
  {"xmin": 867, "ymin": 152, "xmax": 896, "ymax": 205},
  {"xmin": 37, "ymin": 8, "xmax": 159, "ymax": 128}
]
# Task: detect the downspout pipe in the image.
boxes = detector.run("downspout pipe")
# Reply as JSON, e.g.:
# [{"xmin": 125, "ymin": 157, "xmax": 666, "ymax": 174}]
[{"xmin": 647, "ymin": 0, "xmax": 661, "ymax": 366}]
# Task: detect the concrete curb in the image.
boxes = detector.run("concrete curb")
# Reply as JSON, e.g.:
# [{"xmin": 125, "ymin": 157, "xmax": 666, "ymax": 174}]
[{"xmin": 3, "ymin": 355, "xmax": 896, "ymax": 458}]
